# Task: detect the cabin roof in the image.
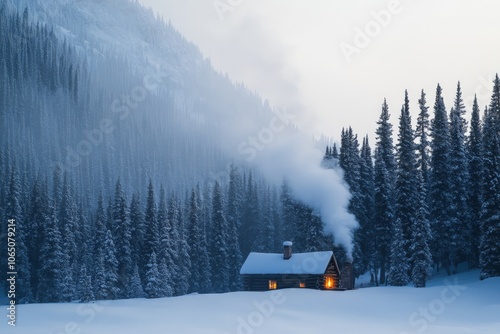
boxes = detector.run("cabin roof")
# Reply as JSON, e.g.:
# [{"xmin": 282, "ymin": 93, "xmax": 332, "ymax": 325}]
[{"xmin": 240, "ymin": 251, "xmax": 335, "ymax": 275}]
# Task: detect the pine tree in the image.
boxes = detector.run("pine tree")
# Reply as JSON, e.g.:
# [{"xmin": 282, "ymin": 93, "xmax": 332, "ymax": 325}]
[
  {"xmin": 332, "ymin": 143, "xmax": 339, "ymax": 159},
  {"xmin": 187, "ymin": 188, "xmax": 212, "ymax": 293},
  {"xmin": 92, "ymin": 193, "xmax": 108, "ymax": 291},
  {"xmin": 52, "ymin": 164, "xmax": 63, "ymax": 211},
  {"xmin": 159, "ymin": 257, "xmax": 174, "ymax": 297},
  {"xmin": 94, "ymin": 247, "xmax": 107, "ymax": 301},
  {"xmin": 27, "ymin": 177, "xmax": 49, "ymax": 299},
  {"xmin": 60, "ymin": 222, "xmax": 76, "ymax": 302},
  {"xmin": 143, "ymin": 179, "xmax": 159, "ymax": 274},
  {"xmin": 240, "ymin": 171, "xmax": 260, "ymax": 257},
  {"xmin": 6, "ymin": 167, "xmax": 33, "ymax": 302},
  {"xmin": 416, "ymin": 89, "xmax": 432, "ymax": 194},
  {"xmin": 467, "ymin": 96, "xmax": 484, "ymax": 267},
  {"xmin": 410, "ymin": 172, "xmax": 433, "ymax": 287},
  {"xmin": 387, "ymin": 218, "xmax": 409, "ymax": 286},
  {"xmin": 129, "ymin": 193, "xmax": 145, "ymax": 274},
  {"xmin": 77, "ymin": 264, "xmax": 95, "ymax": 303},
  {"xmin": 376, "ymin": 99, "xmax": 397, "ymax": 184},
  {"xmin": 374, "ymin": 99, "xmax": 396, "ymax": 285},
  {"xmin": 357, "ymin": 136, "xmax": 375, "ymax": 278},
  {"xmin": 257, "ymin": 185, "xmax": 275, "ymax": 252},
  {"xmin": 280, "ymin": 179, "xmax": 297, "ymax": 243},
  {"xmin": 129, "ymin": 263, "xmax": 146, "ymax": 298},
  {"xmin": 479, "ymin": 77, "xmax": 500, "ymax": 280},
  {"xmin": 448, "ymin": 83, "xmax": 470, "ymax": 271},
  {"xmin": 340, "ymin": 128, "xmax": 364, "ymax": 245},
  {"xmin": 430, "ymin": 83, "xmax": 453, "ymax": 274},
  {"xmin": 169, "ymin": 194, "xmax": 190, "ymax": 296},
  {"xmin": 210, "ymin": 181, "xmax": 230, "ymax": 293},
  {"xmin": 227, "ymin": 165, "xmax": 244, "ymax": 291},
  {"xmin": 37, "ymin": 204, "xmax": 64, "ymax": 303},
  {"xmin": 57, "ymin": 173, "xmax": 79, "ymax": 303},
  {"xmin": 112, "ymin": 179, "xmax": 132, "ymax": 297},
  {"xmin": 144, "ymin": 251, "xmax": 162, "ymax": 298},
  {"xmin": 157, "ymin": 186, "xmax": 175, "ymax": 296},
  {"xmin": 102, "ymin": 229, "xmax": 120, "ymax": 300},
  {"xmin": 303, "ymin": 211, "xmax": 327, "ymax": 252},
  {"xmin": 395, "ymin": 91, "xmax": 418, "ymax": 260}
]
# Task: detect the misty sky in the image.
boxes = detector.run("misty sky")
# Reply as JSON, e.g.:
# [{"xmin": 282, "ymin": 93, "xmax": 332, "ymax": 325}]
[{"xmin": 139, "ymin": 0, "xmax": 500, "ymax": 142}]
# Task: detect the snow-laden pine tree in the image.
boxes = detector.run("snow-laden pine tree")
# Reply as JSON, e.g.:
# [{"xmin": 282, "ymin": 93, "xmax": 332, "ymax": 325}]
[
  {"xmin": 157, "ymin": 186, "xmax": 175, "ymax": 295},
  {"xmin": 93, "ymin": 194, "xmax": 107, "ymax": 261},
  {"xmin": 257, "ymin": 185, "xmax": 275, "ymax": 252},
  {"xmin": 374, "ymin": 99, "xmax": 396, "ymax": 285},
  {"xmin": 59, "ymin": 174, "xmax": 80, "ymax": 285},
  {"xmin": 352, "ymin": 136, "xmax": 375, "ymax": 279},
  {"xmin": 340, "ymin": 128, "xmax": 362, "ymax": 206},
  {"xmin": 27, "ymin": 178, "xmax": 48, "ymax": 299},
  {"xmin": 395, "ymin": 91, "xmax": 419, "ymax": 261},
  {"xmin": 129, "ymin": 263, "xmax": 146, "ymax": 298},
  {"xmin": 6, "ymin": 167, "xmax": 33, "ymax": 303},
  {"xmin": 60, "ymin": 222, "xmax": 76, "ymax": 302},
  {"xmin": 129, "ymin": 193, "xmax": 145, "ymax": 277},
  {"xmin": 77, "ymin": 264, "xmax": 94, "ymax": 303},
  {"xmin": 340, "ymin": 127, "xmax": 365, "ymax": 275},
  {"xmin": 430, "ymin": 84, "xmax": 453, "ymax": 274},
  {"xmin": 102, "ymin": 229, "xmax": 120, "ymax": 300},
  {"xmin": 467, "ymin": 96, "xmax": 483, "ymax": 267},
  {"xmin": 169, "ymin": 194, "xmax": 190, "ymax": 296},
  {"xmin": 159, "ymin": 257, "xmax": 173, "ymax": 297},
  {"xmin": 174, "ymin": 196, "xmax": 192, "ymax": 296},
  {"xmin": 411, "ymin": 172, "xmax": 433, "ymax": 287},
  {"xmin": 187, "ymin": 188, "xmax": 212, "ymax": 293},
  {"xmin": 210, "ymin": 181, "xmax": 230, "ymax": 293},
  {"xmin": 416, "ymin": 89, "xmax": 432, "ymax": 197},
  {"xmin": 479, "ymin": 75, "xmax": 500, "ymax": 280},
  {"xmin": 37, "ymin": 204, "xmax": 64, "ymax": 303},
  {"xmin": 112, "ymin": 179, "xmax": 132, "ymax": 298},
  {"xmin": 240, "ymin": 171, "xmax": 260, "ymax": 257},
  {"xmin": 144, "ymin": 251, "xmax": 162, "ymax": 298},
  {"xmin": 143, "ymin": 180, "xmax": 159, "ymax": 274},
  {"xmin": 52, "ymin": 165, "xmax": 63, "ymax": 211},
  {"xmin": 227, "ymin": 165, "xmax": 244, "ymax": 291},
  {"xmin": 387, "ymin": 218, "xmax": 409, "ymax": 286},
  {"xmin": 281, "ymin": 179, "xmax": 296, "ymax": 243},
  {"xmin": 448, "ymin": 83, "xmax": 470, "ymax": 271}
]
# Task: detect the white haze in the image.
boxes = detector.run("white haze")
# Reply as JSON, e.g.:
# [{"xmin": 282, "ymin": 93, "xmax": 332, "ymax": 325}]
[
  {"xmin": 14, "ymin": 0, "xmax": 360, "ymax": 254},
  {"xmin": 136, "ymin": 0, "xmax": 500, "ymax": 257},
  {"xmin": 215, "ymin": 103, "xmax": 358, "ymax": 256},
  {"xmin": 252, "ymin": 132, "xmax": 359, "ymax": 257}
]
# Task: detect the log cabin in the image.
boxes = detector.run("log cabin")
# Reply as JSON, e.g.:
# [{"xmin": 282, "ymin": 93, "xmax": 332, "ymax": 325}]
[{"xmin": 240, "ymin": 241, "xmax": 353, "ymax": 291}]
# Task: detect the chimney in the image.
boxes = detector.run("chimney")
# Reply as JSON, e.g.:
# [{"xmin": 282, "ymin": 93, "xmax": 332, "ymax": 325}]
[
  {"xmin": 283, "ymin": 241, "xmax": 293, "ymax": 260},
  {"xmin": 341, "ymin": 262, "xmax": 354, "ymax": 290}
]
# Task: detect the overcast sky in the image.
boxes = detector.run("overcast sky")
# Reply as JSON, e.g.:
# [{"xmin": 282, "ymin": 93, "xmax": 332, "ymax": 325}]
[{"xmin": 139, "ymin": 0, "xmax": 500, "ymax": 143}]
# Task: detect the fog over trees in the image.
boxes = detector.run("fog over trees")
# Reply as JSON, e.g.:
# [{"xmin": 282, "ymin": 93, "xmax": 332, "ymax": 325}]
[{"xmin": 1, "ymin": 0, "xmax": 499, "ymax": 303}]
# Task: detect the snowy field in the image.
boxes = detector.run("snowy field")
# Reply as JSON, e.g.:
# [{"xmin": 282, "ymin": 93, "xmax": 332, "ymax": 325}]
[{"xmin": 1, "ymin": 270, "xmax": 499, "ymax": 334}]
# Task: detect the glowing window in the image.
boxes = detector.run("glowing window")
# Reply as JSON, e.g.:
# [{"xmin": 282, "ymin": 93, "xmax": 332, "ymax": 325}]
[
  {"xmin": 299, "ymin": 281, "xmax": 306, "ymax": 288},
  {"xmin": 325, "ymin": 276, "xmax": 334, "ymax": 289},
  {"xmin": 268, "ymin": 280, "xmax": 277, "ymax": 290}
]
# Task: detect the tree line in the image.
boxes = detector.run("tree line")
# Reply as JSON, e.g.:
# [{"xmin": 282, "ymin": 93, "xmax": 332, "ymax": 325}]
[
  {"xmin": 3, "ymin": 160, "xmax": 346, "ymax": 302},
  {"xmin": 324, "ymin": 79, "xmax": 500, "ymax": 287}
]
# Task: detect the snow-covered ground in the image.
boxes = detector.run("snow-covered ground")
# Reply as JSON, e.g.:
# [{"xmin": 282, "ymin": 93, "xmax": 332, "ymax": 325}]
[{"xmin": 1, "ymin": 270, "xmax": 499, "ymax": 334}]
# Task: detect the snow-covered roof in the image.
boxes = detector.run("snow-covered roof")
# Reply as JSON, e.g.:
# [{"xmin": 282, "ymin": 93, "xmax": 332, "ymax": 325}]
[{"xmin": 240, "ymin": 251, "xmax": 334, "ymax": 275}]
